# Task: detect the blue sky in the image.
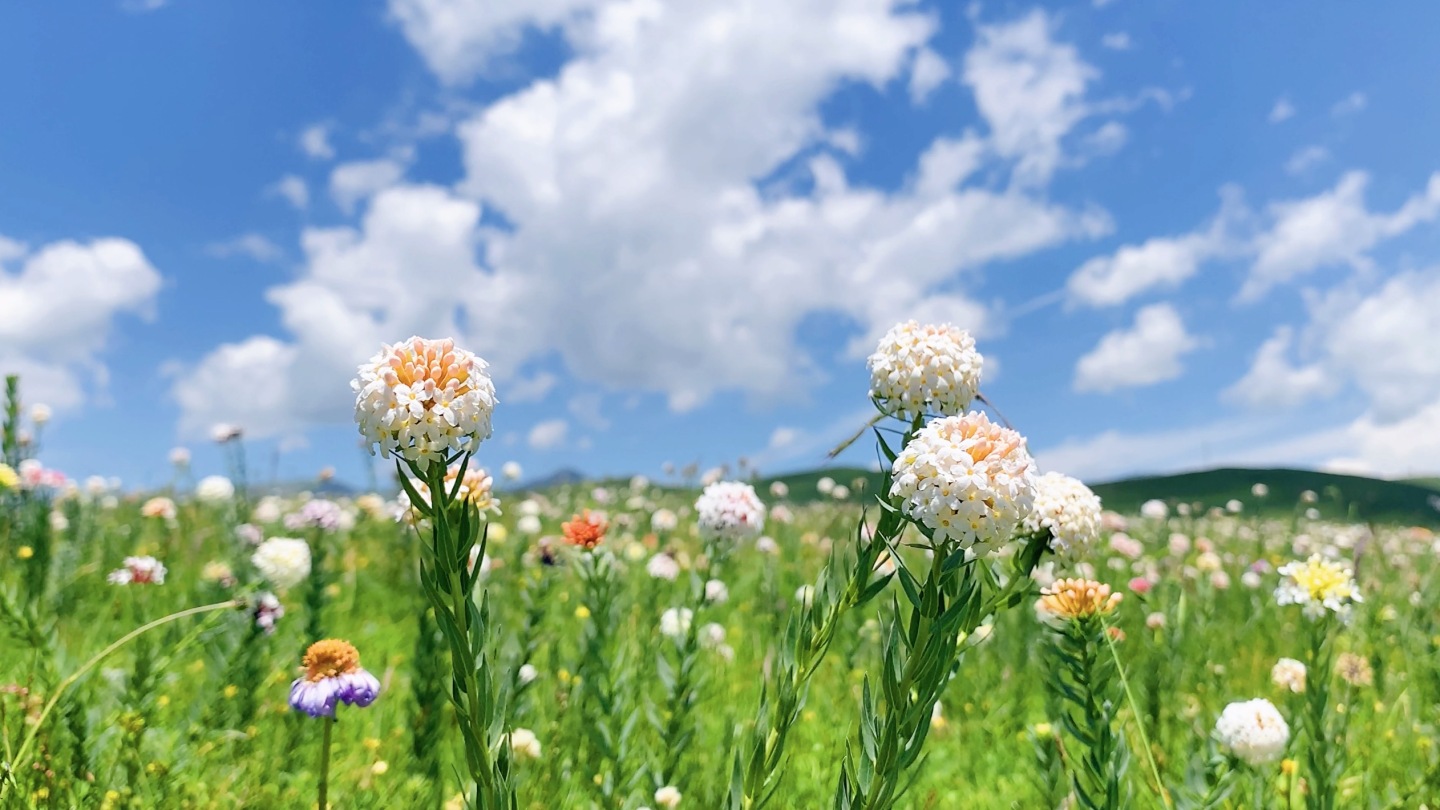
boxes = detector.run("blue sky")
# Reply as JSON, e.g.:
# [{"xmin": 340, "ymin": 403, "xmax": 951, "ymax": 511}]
[{"xmin": 4, "ymin": 0, "xmax": 1440, "ymax": 490}]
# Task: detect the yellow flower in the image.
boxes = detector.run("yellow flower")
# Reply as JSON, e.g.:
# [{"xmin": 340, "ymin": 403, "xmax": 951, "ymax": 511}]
[
  {"xmin": 16, "ymin": 546, "xmax": 33, "ymax": 560},
  {"xmin": 1281, "ymin": 759, "xmax": 1298, "ymax": 775},
  {"xmin": 0, "ymin": 463, "xmax": 17, "ymax": 490},
  {"xmin": 364, "ymin": 737, "xmax": 382, "ymax": 751},
  {"xmin": 574, "ymin": 605, "xmax": 591, "ymax": 620},
  {"xmin": 223, "ymin": 684, "xmax": 239, "ymax": 699},
  {"xmin": 371, "ymin": 760, "xmax": 389, "ymax": 775}
]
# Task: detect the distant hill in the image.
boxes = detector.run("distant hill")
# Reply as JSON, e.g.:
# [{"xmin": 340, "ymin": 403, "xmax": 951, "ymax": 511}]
[
  {"xmin": 1089, "ymin": 467, "xmax": 1440, "ymax": 527},
  {"xmin": 753, "ymin": 465, "xmax": 1440, "ymax": 527}
]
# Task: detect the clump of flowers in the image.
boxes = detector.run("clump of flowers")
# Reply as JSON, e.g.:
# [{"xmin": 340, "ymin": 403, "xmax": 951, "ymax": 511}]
[
  {"xmin": 107, "ymin": 556, "xmax": 166, "ymax": 585},
  {"xmin": 1275, "ymin": 554, "xmax": 1362, "ymax": 621},
  {"xmin": 252, "ymin": 592, "xmax": 285, "ymax": 634},
  {"xmin": 352, "ymin": 336, "xmax": 497, "ymax": 469},
  {"xmin": 1271, "ymin": 658, "xmax": 1307, "ymax": 693},
  {"xmin": 196, "ymin": 475, "xmax": 236, "ymax": 503},
  {"xmin": 694, "ymin": 481, "xmax": 765, "ymax": 543},
  {"xmin": 562, "ymin": 510, "xmax": 608, "ymax": 550},
  {"xmin": 1214, "ymin": 698, "xmax": 1290, "ymax": 767},
  {"xmin": 1036, "ymin": 578, "xmax": 1121, "ymax": 622},
  {"xmin": 889, "ymin": 411, "xmax": 1036, "ymax": 554},
  {"xmin": 398, "ymin": 465, "xmax": 501, "ymax": 523},
  {"xmin": 252, "ymin": 537, "xmax": 313, "ymax": 590},
  {"xmin": 1023, "ymin": 471, "xmax": 1103, "ymax": 560},
  {"xmin": 285, "ymin": 499, "xmax": 351, "ymax": 532},
  {"xmin": 140, "ymin": 496, "xmax": 177, "ymax": 521},
  {"xmin": 867, "ymin": 320, "xmax": 983, "ymax": 419},
  {"xmin": 1335, "ymin": 652, "xmax": 1373, "ymax": 687},
  {"xmin": 288, "ymin": 639, "xmax": 381, "ymax": 718}
]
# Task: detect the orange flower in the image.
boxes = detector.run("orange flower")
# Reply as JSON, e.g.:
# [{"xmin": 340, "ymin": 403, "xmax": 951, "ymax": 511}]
[{"xmin": 562, "ymin": 510, "xmax": 608, "ymax": 550}]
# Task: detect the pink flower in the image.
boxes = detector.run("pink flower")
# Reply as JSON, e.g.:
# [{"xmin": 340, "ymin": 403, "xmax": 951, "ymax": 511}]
[{"xmin": 1127, "ymin": 576, "xmax": 1153, "ymax": 595}]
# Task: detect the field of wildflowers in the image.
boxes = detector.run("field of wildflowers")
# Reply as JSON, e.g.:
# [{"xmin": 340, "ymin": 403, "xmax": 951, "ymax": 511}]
[{"xmin": 0, "ymin": 325, "xmax": 1435, "ymax": 809}]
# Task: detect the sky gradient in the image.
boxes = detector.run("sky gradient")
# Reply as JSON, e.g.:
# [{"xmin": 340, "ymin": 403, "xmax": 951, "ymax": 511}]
[{"xmin": 3, "ymin": 0, "xmax": 1439, "ymax": 490}]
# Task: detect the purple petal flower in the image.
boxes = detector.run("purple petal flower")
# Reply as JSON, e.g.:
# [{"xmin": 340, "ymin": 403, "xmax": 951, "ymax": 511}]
[
  {"xmin": 336, "ymin": 669, "xmax": 381, "ymax": 708},
  {"xmin": 289, "ymin": 678, "xmax": 341, "ymax": 718}
]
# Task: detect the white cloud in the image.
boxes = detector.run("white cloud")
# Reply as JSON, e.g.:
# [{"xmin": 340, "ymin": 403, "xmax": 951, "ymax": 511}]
[
  {"xmin": 330, "ymin": 157, "xmax": 410, "ymax": 213},
  {"xmin": 1100, "ymin": 32, "xmax": 1131, "ymax": 51},
  {"xmin": 1328, "ymin": 398, "xmax": 1440, "ymax": 477},
  {"xmin": 508, "ymin": 371, "xmax": 558, "ymax": 402},
  {"xmin": 908, "ymin": 47, "xmax": 951, "ymax": 104},
  {"xmin": 269, "ymin": 175, "xmax": 310, "ymax": 210},
  {"xmin": 206, "ymin": 233, "xmax": 284, "ymax": 263},
  {"xmin": 1284, "ymin": 145, "xmax": 1330, "ymax": 176},
  {"xmin": 1223, "ymin": 326, "xmax": 1334, "ymax": 408},
  {"xmin": 1242, "ymin": 171, "xmax": 1440, "ymax": 300},
  {"xmin": 768, "ymin": 426, "xmax": 799, "ymax": 449},
  {"xmin": 568, "ymin": 392, "xmax": 609, "ymax": 429},
  {"xmin": 387, "ymin": 0, "xmax": 600, "ymax": 85},
  {"xmin": 1074, "ymin": 303, "xmax": 1198, "ymax": 393},
  {"xmin": 0, "ymin": 238, "xmax": 162, "ymax": 411},
  {"xmin": 179, "ymin": 0, "xmax": 1117, "ymax": 438},
  {"xmin": 120, "ymin": 0, "xmax": 168, "ymax": 12},
  {"xmin": 1268, "ymin": 98, "xmax": 1295, "ymax": 123},
  {"xmin": 300, "ymin": 124, "xmax": 336, "ymax": 160},
  {"xmin": 1331, "ymin": 91, "xmax": 1367, "ymax": 118},
  {"xmin": 1315, "ymin": 270, "xmax": 1440, "ymax": 421},
  {"xmin": 963, "ymin": 10, "xmax": 1098, "ymax": 185},
  {"xmin": 1067, "ymin": 187, "xmax": 1242, "ymax": 307},
  {"xmin": 527, "ymin": 418, "xmax": 569, "ymax": 449}
]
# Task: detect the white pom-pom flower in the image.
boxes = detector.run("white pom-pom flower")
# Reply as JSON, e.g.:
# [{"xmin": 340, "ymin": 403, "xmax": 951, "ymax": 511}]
[
  {"xmin": 352, "ymin": 337, "xmax": 497, "ymax": 469},
  {"xmin": 1214, "ymin": 698, "xmax": 1290, "ymax": 766},
  {"xmin": 694, "ymin": 481, "xmax": 765, "ymax": 543},
  {"xmin": 1024, "ymin": 472, "xmax": 1103, "ymax": 560},
  {"xmin": 252, "ymin": 537, "xmax": 313, "ymax": 590},
  {"xmin": 867, "ymin": 321, "xmax": 983, "ymax": 419},
  {"xmin": 889, "ymin": 412, "xmax": 1036, "ymax": 555}
]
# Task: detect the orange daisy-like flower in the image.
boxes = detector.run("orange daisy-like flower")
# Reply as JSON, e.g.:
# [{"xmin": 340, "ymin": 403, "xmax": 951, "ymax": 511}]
[{"xmin": 562, "ymin": 510, "xmax": 607, "ymax": 550}]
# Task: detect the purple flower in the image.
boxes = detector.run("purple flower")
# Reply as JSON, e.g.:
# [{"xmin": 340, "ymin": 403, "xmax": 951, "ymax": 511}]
[{"xmin": 288, "ymin": 639, "xmax": 381, "ymax": 718}]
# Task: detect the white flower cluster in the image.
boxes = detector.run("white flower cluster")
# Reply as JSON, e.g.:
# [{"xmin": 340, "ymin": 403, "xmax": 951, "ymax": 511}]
[
  {"xmin": 694, "ymin": 481, "xmax": 765, "ymax": 543},
  {"xmin": 352, "ymin": 336, "xmax": 497, "ymax": 468},
  {"xmin": 196, "ymin": 475, "xmax": 236, "ymax": 503},
  {"xmin": 890, "ymin": 412, "xmax": 1036, "ymax": 555},
  {"xmin": 252, "ymin": 537, "xmax": 312, "ymax": 590},
  {"xmin": 1274, "ymin": 554, "xmax": 1363, "ymax": 622},
  {"xmin": 107, "ymin": 556, "xmax": 167, "ymax": 586},
  {"xmin": 1271, "ymin": 658, "xmax": 1306, "ymax": 694},
  {"xmin": 1214, "ymin": 698, "xmax": 1290, "ymax": 766},
  {"xmin": 1023, "ymin": 472, "xmax": 1103, "ymax": 560},
  {"xmin": 866, "ymin": 320, "xmax": 983, "ymax": 420}
]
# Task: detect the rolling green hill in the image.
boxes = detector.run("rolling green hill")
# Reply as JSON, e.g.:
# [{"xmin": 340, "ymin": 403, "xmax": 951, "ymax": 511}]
[{"xmin": 755, "ymin": 466, "xmax": 1440, "ymax": 527}]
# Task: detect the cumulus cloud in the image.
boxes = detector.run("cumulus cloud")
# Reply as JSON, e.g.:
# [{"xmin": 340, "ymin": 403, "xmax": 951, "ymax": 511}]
[
  {"xmin": 1242, "ymin": 171, "xmax": 1440, "ymax": 300},
  {"xmin": 908, "ymin": 47, "xmax": 951, "ymax": 104},
  {"xmin": 388, "ymin": 0, "xmax": 599, "ymax": 84},
  {"xmin": 527, "ymin": 418, "xmax": 569, "ymax": 449},
  {"xmin": 1331, "ymin": 91, "xmax": 1367, "ymax": 118},
  {"xmin": 0, "ymin": 237, "xmax": 163, "ymax": 410},
  {"xmin": 1284, "ymin": 145, "xmax": 1330, "ymax": 176},
  {"xmin": 269, "ymin": 175, "xmax": 310, "ymax": 210},
  {"xmin": 1067, "ymin": 187, "xmax": 1243, "ymax": 307},
  {"xmin": 963, "ymin": 10, "xmax": 1099, "ymax": 185},
  {"xmin": 206, "ymin": 233, "xmax": 284, "ymax": 263},
  {"xmin": 1222, "ymin": 326, "xmax": 1334, "ymax": 408},
  {"xmin": 178, "ymin": 1, "xmax": 1117, "ymax": 438},
  {"xmin": 330, "ymin": 156, "xmax": 410, "ymax": 213},
  {"xmin": 1074, "ymin": 303, "xmax": 1199, "ymax": 393},
  {"xmin": 300, "ymin": 123, "xmax": 336, "ymax": 160}
]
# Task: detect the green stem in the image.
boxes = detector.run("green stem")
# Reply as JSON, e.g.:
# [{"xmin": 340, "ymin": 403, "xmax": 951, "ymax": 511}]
[
  {"xmin": 319, "ymin": 715, "xmax": 335, "ymax": 810},
  {"xmin": 1, "ymin": 599, "xmax": 240, "ymax": 800},
  {"xmin": 1100, "ymin": 615, "xmax": 1169, "ymax": 809}
]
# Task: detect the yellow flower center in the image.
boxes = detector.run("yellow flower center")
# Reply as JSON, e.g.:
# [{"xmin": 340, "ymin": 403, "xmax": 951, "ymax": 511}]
[
  {"xmin": 303, "ymin": 639, "xmax": 363, "ymax": 682},
  {"xmin": 1291, "ymin": 559, "xmax": 1353, "ymax": 602}
]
